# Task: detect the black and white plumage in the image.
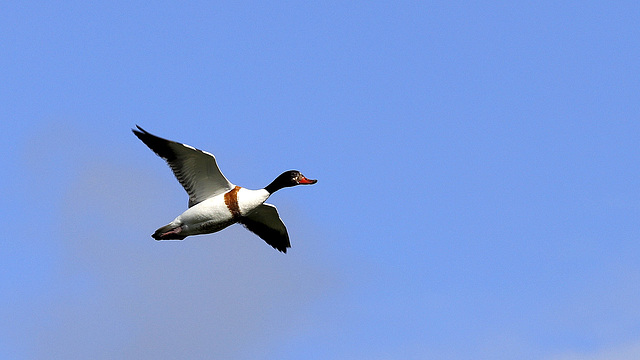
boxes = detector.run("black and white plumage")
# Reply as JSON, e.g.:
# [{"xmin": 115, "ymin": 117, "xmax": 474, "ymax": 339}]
[{"xmin": 133, "ymin": 126, "xmax": 317, "ymax": 253}]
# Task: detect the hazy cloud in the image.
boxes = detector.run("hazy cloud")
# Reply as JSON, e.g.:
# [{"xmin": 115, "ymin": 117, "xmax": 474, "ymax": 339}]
[
  {"xmin": 24, "ymin": 155, "xmax": 332, "ymax": 359},
  {"xmin": 546, "ymin": 340, "xmax": 640, "ymax": 360}
]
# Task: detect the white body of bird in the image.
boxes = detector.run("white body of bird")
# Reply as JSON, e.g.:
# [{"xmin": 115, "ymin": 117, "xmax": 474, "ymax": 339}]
[{"xmin": 171, "ymin": 188, "xmax": 270, "ymax": 236}]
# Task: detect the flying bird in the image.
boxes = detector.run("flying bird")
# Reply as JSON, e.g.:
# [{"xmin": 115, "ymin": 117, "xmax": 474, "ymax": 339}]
[{"xmin": 133, "ymin": 126, "xmax": 317, "ymax": 253}]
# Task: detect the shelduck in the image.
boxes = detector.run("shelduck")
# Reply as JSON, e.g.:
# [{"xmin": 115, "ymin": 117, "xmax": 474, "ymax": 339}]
[{"xmin": 133, "ymin": 126, "xmax": 317, "ymax": 253}]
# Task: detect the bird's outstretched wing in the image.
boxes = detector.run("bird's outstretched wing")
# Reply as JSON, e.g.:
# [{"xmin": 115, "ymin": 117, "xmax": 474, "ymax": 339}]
[
  {"xmin": 241, "ymin": 203, "xmax": 291, "ymax": 253},
  {"xmin": 133, "ymin": 126, "xmax": 234, "ymax": 207}
]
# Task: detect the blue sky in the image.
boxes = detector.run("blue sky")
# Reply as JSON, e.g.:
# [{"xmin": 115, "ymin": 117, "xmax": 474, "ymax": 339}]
[{"xmin": 2, "ymin": 1, "xmax": 640, "ymax": 359}]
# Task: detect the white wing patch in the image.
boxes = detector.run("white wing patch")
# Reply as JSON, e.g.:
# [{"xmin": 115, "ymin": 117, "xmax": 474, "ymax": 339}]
[{"xmin": 133, "ymin": 126, "xmax": 235, "ymax": 207}]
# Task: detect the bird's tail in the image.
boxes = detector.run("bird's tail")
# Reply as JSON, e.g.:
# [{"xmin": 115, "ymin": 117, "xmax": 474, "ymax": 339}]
[{"xmin": 152, "ymin": 223, "xmax": 186, "ymax": 240}]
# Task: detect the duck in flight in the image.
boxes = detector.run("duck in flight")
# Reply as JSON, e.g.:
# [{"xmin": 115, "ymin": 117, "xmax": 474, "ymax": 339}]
[{"xmin": 133, "ymin": 126, "xmax": 317, "ymax": 253}]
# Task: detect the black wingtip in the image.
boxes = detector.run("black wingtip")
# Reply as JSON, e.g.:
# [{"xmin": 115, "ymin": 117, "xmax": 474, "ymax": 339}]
[
  {"xmin": 132, "ymin": 125, "xmax": 146, "ymax": 136},
  {"xmin": 274, "ymin": 242, "xmax": 291, "ymax": 253},
  {"xmin": 131, "ymin": 125, "xmax": 156, "ymax": 144},
  {"xmin": 131, "ymin": 125, "xmax": 179, "ymax": 161}
]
